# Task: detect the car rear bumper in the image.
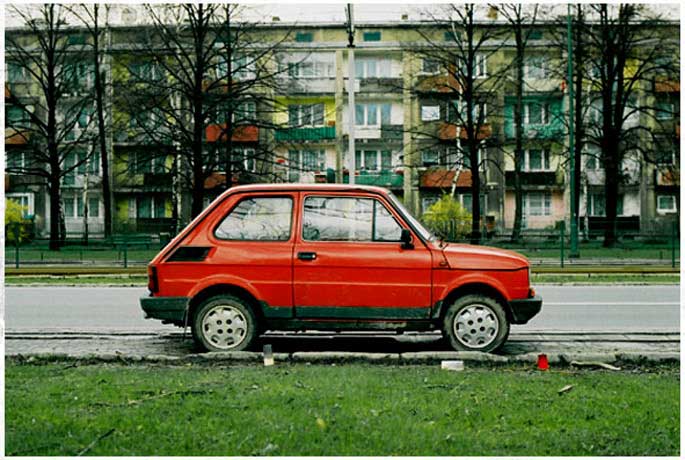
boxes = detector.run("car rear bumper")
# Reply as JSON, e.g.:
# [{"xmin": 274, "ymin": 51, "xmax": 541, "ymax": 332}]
[
  {"xmin": 509, "ymin": 295, "xmax": 543, "ymax": 324},
  {"xmin": 140, "ymin": 296, "xmax": 188, "ymax": 323}
]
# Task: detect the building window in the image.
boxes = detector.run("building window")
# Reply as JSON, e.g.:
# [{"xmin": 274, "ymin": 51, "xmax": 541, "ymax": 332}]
[
  {"xmin": 363, "ymin": 31, "xmax": 381, "ymax": 42},
  {"xmin": 421, "ymin": 105, "xmax": 441, "ymax": 121},
  {"xmin": 217, "ymin": 55, "xmax": 254, "ymax": 80},
  {"xmin": 287, "ymin": 55, "xmax": 335, "ymax": 78},
  {"xmin": 6, "ymin": 151, "xmax": 26, "ymax": 172},
  {"xmin": 7, "ymin": 62, "xmax": 29, "ymax": 83},
  {"xmin": 524, "ymin": 102, "xmax": 548, "ymax": 124},
  {"xmin": 657, "ymin": 195, "xmax": 677, "ymax": 214},
  {"xmin": 421, "ymin": 150, "xmax": 440, "ymax": 166},
  {"xmin": 458, "ymin": 54, "xmax": 487, "ymax": 78},
  {"xmin": 288, "ymin": 149, "xmax": 325, "ymax": 180},
  {"xmin": 134, "ymin": 196, "xmax": 168, "ymax": 219},
  {"xmin": 588, "ymin": 193, "xmax": 605, "ymax": 216},
  {"xmin": 524, "ymin": 192, "xmax": 551, "ymax": 217},
  {"xmin": 6, "ymin": 192, "xmax": 34, "ymax": 218},
  {"xmin": 6, "ymin": 106, "xmax": 29, "ymax": 126},
  {"xmin": 422, "ymin": 196, "xmax": 440, "ymax": 213},
  {"xmin": 524, "ymin": 56, "xmax": 548, "ymax": 79},
  {"xmin": 355, "ymin": 103, "xmax": 391, "ymax": 126},
  {"xmin": 656, "ymin": 101, "xmax": 674, "ymax": 120},
  {"xmin": 61, "ymin": 194, "xmax": 100, "ymax": 219},
  {"xmin": 129, "ymin": 152, "xmax": 166, "ymax": 175},
  {"xmin": 354, "ymin": 150, "xmax": 392, "ymax": 172},
  {"xmin": 288, "ymin": 103, "xmax": 325, "ymax": 127},
  {"xmin": 233, "ymin": 148, "xmax": 257, "ymax": 173},
  {"xmin": 355, "ymin": 57, "xmax": 392, "ymax": 78},
  {"xmin": 458, "ymin": 101, "xmax": 487, "ymax": 123},
  {"xmin": 295, "ymin": 32, "xmax": 313, "ymax": 42},
  {"xmin": 421, "ymin": 58, "xmax": 440, "ymax": 75},
  {"xmin": 528, "ymin": 29, "xmax": 543, "ymax": 40},
  {"xmin": 524, "ymin": 149, "xmax": 551, "ymax": 171},
  {"xmin": 233, "ymin": 101, "xmax": 256, "ymax": 124},
  {"xmin": 655, "ymin": 148, "xmax": 676, "ymax": 166}
]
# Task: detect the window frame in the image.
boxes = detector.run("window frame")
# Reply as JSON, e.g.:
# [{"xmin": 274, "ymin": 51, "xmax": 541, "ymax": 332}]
[
  {"xmin": 300, "ymin": 194, "xmax": 404, "ymax": 243},
  {"xmin": 657, "ymin": 195, "xmax": 677, "ymax": 214},
  {"xmin": 524, "ymin": 149, "xmax": 551, "ymax": 172},
  {"xmin": 212, "ymin": 195, "xmax": 295, "ymax": 242}
]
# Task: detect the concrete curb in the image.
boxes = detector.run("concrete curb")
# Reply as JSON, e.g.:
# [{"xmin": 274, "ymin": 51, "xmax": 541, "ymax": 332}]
[{"xmin": 7, "ymin": 350, "xmax": 679, "ymax": 366}]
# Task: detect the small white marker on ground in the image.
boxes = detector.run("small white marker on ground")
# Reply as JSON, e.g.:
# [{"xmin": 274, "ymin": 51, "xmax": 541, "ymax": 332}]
[{"xmin": 441, "ymin": 360, "xmax": 464, "ymax": 371}]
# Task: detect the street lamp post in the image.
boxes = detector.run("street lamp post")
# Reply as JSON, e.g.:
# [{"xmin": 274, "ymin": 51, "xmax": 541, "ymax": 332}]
[{"xmin": 346, "ymin": 4, "xmax": 355, "ymax": 184}]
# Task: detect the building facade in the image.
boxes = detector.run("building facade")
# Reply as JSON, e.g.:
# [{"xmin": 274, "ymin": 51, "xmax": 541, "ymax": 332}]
[{"xmin": 5, "ymin": 8, "xmax": 680, "ymax": 239}]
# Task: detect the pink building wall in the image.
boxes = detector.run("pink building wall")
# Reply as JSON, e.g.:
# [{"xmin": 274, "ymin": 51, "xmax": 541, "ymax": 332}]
[{"xmin": 503, "ymin": 191, "xmax": 565, "ymax": 230}]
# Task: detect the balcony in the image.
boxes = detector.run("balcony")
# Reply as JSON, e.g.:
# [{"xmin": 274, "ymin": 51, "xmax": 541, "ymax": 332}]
[
  {"xmin": 505, "ymin": 171, "xmax": 563, "ymax": 188},
  {"xmin": 329, "ymin": 169, "xmax": 403, "ymax": 188},
  {"xmin": 380, "ymin": 124, "xmax": 403, "ymax": 141},
  {"xmin": 656, "ymin": 168, "xmax": 679, "ymax": 187},
  {"xmin": 654, "ymin": 77, "xmax": 680, "ymax": 93},
  {"xmin": 420, "ymin": 169, "xmax": 479, "ymax": 189},
  {"xmin": 438, "ymin": 123, "xmax": 492, "ymax": 141},
  {"xmin": 5, "ymin": 128, "xmax": 29, "ymax": 145},
  {"xmin": 206, "ymin": 124, "xmax": 259, "ymax": 143},
  {"xmin": 275, "ymin": 126, "xmax": 335, "ymax": 142},
  {"xmin": 359, "ymin": 78, "xmax": 403, "ymax": 94},
  {"xmin": 143, "ymin": 173, "xmax": 172, "ymax": 187}
]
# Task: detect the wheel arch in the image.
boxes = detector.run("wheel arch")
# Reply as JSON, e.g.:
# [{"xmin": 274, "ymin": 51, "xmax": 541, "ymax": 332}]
[
  {"xmin": 188, "ymin": 283, "xmax": 265, "ymax": 327},
  {"xmin": 433, "ymin": 282, "xmax": 513, "ymax": 323}
]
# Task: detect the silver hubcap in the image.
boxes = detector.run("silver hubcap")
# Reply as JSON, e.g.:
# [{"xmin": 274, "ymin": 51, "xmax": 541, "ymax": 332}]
[
  {"xmin": 201, "ymin": 305, "xmax": 248, "ymax": 350},
  {"xmin": 454, "ymin": 304, "xmax": 499, "ymax": 349}
]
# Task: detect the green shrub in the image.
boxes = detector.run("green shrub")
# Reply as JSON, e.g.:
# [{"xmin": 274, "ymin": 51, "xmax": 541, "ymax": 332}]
[
  {"xmin": 422, "ymin": 194, "xmax": 472, "ymax": 240},
  {"xmin": 5, "ymin": 199, "xmax": 29, "ymax": 244}
]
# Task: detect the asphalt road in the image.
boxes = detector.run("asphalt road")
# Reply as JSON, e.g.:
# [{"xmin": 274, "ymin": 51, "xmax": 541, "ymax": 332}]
[{"xmin": 3, "ymin": 285, "xmax": 680, "ymax": 333}]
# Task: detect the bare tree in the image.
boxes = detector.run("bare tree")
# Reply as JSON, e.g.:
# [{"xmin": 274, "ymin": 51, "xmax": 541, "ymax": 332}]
[
  {"xmin": 5, "ymin": 4, "xmax": 97, "ymax": 249},
  {"xmin": 66, "ymin": 3, "xmax": 114, "ymax": 239},
  {"xmin": 114, "ymin": 4, "xmax": 291, "ymax": 223},
  {"xmin": 498, "ymin": 4, "xmax": 539, "ymax": 243},
  {"xmin": 408, "ymin": 4, "xmax": 508, "ymax": 244},
  {"xmin": 580, "ymin": 4, "xmax": 679, "ymax": 246}
]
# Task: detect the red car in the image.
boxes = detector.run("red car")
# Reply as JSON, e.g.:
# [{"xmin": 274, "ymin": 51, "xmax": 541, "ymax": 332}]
[{"xmin": 141, "ymin": 184, "xmax": 541, "ymax": 353}]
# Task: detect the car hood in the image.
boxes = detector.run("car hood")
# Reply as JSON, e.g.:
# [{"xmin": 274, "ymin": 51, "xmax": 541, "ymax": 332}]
[{"xmin": 440, "ymin": 243, "xmax": 529, "ymax": 271}]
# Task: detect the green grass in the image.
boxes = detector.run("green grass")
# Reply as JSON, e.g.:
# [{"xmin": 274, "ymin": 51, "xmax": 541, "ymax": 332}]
[
  {"xmin": 5, "ymin": 362, "xmax": 679, "ymax": 456},
  {"xmin": 532, "ymin": 273, "xmax": 680, "ymax": 284}
]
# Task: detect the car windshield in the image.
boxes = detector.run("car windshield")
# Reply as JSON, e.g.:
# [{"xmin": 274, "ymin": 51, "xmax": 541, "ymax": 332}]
[{"xmin": 386, "ymin": 191, "xmax": 437, "ymax": 243}]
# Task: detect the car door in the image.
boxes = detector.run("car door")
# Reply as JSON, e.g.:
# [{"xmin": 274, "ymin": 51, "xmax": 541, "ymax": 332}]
[{"xmin": 293, "ymin": 191, "xmax": 433, "ymax": 320}]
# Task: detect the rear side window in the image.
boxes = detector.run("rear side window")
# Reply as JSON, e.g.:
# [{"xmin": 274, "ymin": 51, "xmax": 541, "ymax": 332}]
[
  {"xmin": 303, "ymin": 196, "xmax": 402, "ymax": 242},
  {"xmin": 215, "ymin": 197, "xmax": 292, "ymax": 241}
]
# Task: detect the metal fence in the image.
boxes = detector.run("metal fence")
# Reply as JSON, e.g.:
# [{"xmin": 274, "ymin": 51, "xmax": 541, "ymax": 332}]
[{"xmin": 4, "ymin": 223, "xmax": 680, "ymax": 268}]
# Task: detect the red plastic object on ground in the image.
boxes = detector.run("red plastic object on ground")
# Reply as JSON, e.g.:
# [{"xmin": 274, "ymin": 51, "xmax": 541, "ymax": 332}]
[{"xmin": 537, "ymin": 353, "xmax": 549, "ymax": 370}]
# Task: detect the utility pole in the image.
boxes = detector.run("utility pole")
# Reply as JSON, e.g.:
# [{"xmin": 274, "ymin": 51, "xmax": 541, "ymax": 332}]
[
  {"xmin": 345, "ymin": 4, "xmax": 356, "ymax": 184},
  {"xmin": 567, "ymin": 5, "xmax": 579, "ymax": 258}
]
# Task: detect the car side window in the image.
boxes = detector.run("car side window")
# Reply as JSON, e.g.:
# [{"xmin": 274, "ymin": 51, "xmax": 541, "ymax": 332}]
[
  {"xmin": 215, "ymin": 197, "xmax": 292, "ymax": 241},
  {"xmin": 303, "ymin": 196, "xmax": 402, "ymax": 242},
  {"xmin": 374, "ymin": 201, "xmax": 403, "ymax": 241}
]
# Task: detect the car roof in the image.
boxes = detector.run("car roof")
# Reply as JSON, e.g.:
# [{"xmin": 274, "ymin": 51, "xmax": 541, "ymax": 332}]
[{"xmin": 225, "ymin": 183, "xmax": 392, "ymax": 195}]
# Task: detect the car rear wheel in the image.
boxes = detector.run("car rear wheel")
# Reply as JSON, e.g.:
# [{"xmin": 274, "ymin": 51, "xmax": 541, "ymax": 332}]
[
  {"xmin": 443, "ymin": 294, "xmax": 509, "ymax": 353},
  {"xmin": 192, "ymin": 295, "xmax": 257, "ymax": 352}
]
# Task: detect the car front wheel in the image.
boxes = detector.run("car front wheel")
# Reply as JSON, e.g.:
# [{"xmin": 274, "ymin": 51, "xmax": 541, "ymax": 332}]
[
  {"xmin": 443, "ymin": 294, "xmax": 509, "ymax": 353},
  {"xmin": 192, "ymin": 295, "xmax": 258, "ymax": 352}
]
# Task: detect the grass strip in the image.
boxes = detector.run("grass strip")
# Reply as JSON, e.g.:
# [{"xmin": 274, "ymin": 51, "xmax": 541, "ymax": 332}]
[{"xmin": 5, "ymin": 362, "xmax": 679, "ymax": 456}]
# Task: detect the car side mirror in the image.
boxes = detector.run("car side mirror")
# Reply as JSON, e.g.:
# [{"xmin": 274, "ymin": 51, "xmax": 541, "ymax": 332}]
[{"xmin": 400, "ymin": 228, "xmax": 414, "ymax": 250}]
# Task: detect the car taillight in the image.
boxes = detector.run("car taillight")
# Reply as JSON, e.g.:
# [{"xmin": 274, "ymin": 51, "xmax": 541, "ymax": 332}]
[{"xmin": 148, "ymin": 266, "xmax": 159, "ymax": 294}]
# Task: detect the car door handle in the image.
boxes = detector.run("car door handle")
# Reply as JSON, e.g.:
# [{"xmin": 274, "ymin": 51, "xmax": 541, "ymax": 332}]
[{"xmin": 297, "ymin": 252, "xmax": 317, "ymax": 261}]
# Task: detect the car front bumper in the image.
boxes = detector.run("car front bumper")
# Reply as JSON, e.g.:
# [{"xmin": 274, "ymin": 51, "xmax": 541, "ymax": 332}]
[
  {"xmin": 140, "ymin": 296, "xmax": 188, "ymax": 324},
  {"xmin": 509, "ymin": 295, "xmax": 543, "ymax": 324}
]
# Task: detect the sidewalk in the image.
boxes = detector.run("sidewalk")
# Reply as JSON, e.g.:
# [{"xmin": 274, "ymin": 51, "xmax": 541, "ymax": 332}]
[{"xmin": 6, "ymin": 330, "xmax": 679, "ymax": 365}]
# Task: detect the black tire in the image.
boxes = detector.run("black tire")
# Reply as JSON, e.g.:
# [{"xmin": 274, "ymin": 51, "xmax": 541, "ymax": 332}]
[
  {"xmin": 443, "ymin": 294, "xmax": 509, "ymax": 353},
  {"xmin": 192, "ymin": 295, "xmax": 258, "ymax": 352}
]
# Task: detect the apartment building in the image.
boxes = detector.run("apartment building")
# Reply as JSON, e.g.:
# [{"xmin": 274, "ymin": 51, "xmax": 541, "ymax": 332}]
[{"xmin": 5, "ymin": 10, "xmax": 680, "ymax": 238}]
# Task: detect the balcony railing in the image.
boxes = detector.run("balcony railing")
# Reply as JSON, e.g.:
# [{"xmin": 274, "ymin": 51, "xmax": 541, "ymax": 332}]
[
  {"xmin": 505, "ymin": 171, "xmax": 563, "ymax": 187},
  {"xmin": 274, "ymin": 126, "xmax": 335, "ymax": 142}
]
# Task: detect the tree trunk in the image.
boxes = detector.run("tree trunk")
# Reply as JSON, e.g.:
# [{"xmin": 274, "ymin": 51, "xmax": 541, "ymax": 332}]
[
  {"xmin": 93, "ymin": 6, "xmax": 113, "ymax": 239},
  {"xmin": 48, "ymin": 179, "xmax": 61, "ymax": 250},
  {"xmin": 572, "ymin": 5, "xmax": 585, "ymax": 239},
  {"xmin": 470, "ymin": 144, "xmax": 481, "ymax": 244},
  {"xmin": 511, "ymin": 27, "xmax": 525, "ymax": 243},
  {"xmin": 602, "ymin": 145, "xmax": 619, "ymax": 247}
]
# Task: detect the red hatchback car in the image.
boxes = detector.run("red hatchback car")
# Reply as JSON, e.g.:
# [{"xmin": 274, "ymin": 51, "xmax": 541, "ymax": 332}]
[{"xmin": 141, "ymin": 184, "xmax": 541, "ymax": 353}]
